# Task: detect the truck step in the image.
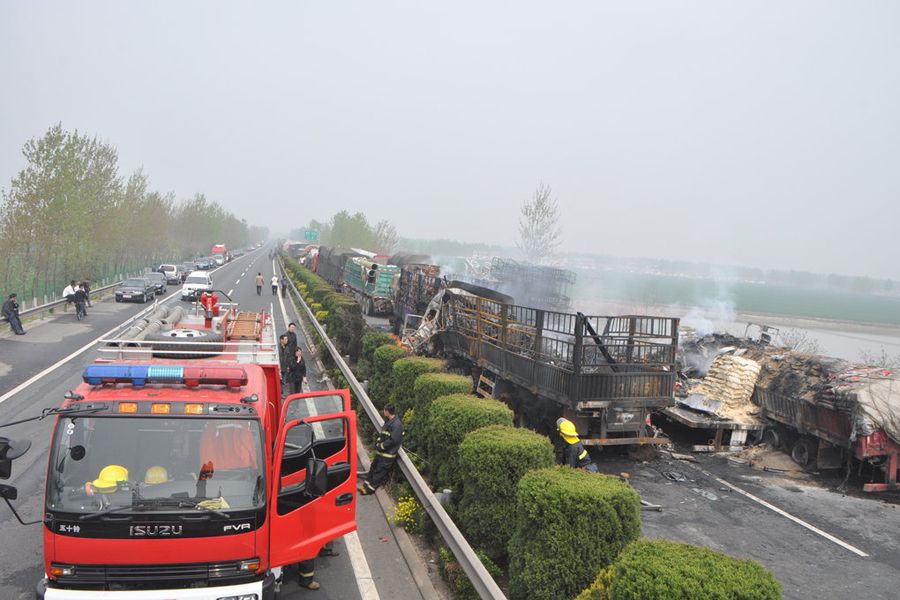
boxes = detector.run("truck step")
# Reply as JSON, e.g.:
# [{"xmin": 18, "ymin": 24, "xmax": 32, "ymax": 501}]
[{"xmin": 476, "ymin": 371, "xmax": 496, "ymax": 398}]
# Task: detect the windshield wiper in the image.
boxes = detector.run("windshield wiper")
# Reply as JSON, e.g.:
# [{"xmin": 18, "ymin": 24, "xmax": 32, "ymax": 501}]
[
  {"xmin": 80, "ymin": 496, "xmax": 232, "ymax": 520},
  {"xmin": 1, "ymin": 405, "xmax": 108, "ymax": 429},
  {"xmin": 79, "ymin": 499, "xmax": 155, "ymax": 521}
]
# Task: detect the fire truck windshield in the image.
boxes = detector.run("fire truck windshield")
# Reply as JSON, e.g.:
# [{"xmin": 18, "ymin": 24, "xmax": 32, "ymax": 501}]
[{"xmin": 47, "ymin": 416, "xmax": 265, "ymax": 514}]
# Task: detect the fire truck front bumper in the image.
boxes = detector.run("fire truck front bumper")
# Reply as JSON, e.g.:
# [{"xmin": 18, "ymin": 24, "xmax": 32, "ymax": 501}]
[{"xmin": 38, "ymin": 575, "xmax": 274, "ymax": 600}]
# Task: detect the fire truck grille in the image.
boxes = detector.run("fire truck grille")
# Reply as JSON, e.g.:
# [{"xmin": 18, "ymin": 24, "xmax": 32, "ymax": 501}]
[{"xmin": 53, "ymin": 561, "xmax": 255, "ymax": 590}]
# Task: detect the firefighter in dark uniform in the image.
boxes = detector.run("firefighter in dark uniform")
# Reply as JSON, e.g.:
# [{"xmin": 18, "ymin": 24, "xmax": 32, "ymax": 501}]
[
  {"xmin": 358, "ymin": 404, "xmax": 403, "ymax": 495},
  {"xmin": 557, "ymin": 418, "xmax": 599, "ymax": 472}
]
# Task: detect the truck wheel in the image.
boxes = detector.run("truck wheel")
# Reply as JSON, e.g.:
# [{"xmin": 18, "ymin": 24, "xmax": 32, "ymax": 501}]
[
  {"xmin": 762, "ymin": 427, "xmax": 784, "ymax": 450},
  {"xmin": 147, "ymin": 329, "xmax": 225, "ymax": 359},
  {"xmin": 791, "ymin": 437, "xmax": 818, "ymax": 470}
]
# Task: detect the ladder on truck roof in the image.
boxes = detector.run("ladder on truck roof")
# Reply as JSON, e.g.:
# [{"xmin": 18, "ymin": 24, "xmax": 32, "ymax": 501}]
[{"xmin": 227, "ymin": 312, "xmax": 264, "ymax": 341}]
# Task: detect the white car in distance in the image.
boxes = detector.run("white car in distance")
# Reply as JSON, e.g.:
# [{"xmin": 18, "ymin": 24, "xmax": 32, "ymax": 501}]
[{"xmin": 181, "ymin": 271, "xmax": 213, "ymax": 301}]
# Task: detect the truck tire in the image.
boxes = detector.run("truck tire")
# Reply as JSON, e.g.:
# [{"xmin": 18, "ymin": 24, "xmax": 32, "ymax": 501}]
[
  {"xmin": 762, "ymin": 426, "xmax": 785, "ymax": 450},
  {"xmin": 791, "ymin": 437, "xmax": 818, "ymax": 471},
  {"xmin": 146, "ymin": 329, "xmax": 224, "ymax": 359}
]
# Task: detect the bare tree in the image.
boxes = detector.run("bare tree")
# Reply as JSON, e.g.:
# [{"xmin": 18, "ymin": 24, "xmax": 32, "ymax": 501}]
[
  {"xmin": 517, "ymin": 182, "xmax": 561, "ymax": 263},
  {"xmin": 373, "ymin": 220, "xmax": 399, "ymax": 255},
  {"xmin": 778, "ymin": 329, "xmax": 822, "ymax": 355},
  {"xmin": 859, "ymin": 348, "xmax": 900, "ymax": 369}
]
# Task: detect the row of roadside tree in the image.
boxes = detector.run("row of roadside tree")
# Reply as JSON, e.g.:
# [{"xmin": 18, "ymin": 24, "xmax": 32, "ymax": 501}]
[{"xmin": 0, "ymin": 124, "xmax": 267, "ymax": 303}]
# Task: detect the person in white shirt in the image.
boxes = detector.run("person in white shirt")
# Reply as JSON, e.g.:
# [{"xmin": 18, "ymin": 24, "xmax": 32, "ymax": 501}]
[
  {"xmin": 271, "ymin": 275, "xmax": 279, "ymax": 296},
  {"xmin": 61, "ymin": 280, "xmax": 76, "ymax": 312}
]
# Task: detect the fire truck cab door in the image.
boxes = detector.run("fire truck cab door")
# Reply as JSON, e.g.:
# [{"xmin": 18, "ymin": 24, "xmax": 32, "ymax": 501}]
[{"xmin": 269, "ymin": 390, "xmax": 357, "ymax": 567}]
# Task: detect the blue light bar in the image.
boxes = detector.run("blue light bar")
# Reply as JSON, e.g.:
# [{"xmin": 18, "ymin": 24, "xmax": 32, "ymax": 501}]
[{"xmin": 83, "ymin": 364, "xmax": 185, "ymax": 387}]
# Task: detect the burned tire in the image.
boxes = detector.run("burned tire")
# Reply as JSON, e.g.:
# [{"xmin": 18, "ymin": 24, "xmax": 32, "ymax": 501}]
[
  {"xmin": 762, "ymin": 427, "xmax": 784, "ymax": 450},
  {"xmin": 791, "ymin": 437, "xmax": 818, "ymax": 471},
  {"xmin": 146, "ymin": 329, "xmax": 224, "ymax": 359}
]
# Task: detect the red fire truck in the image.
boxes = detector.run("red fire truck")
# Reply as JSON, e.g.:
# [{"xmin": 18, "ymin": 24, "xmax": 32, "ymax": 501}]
[{"xmin": 16, "ymin": 298, "xmax": 357, "ymax": 599}]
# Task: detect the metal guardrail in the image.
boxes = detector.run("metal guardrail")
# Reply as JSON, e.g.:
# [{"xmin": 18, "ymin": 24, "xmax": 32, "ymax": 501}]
[
  {"xmin": 0, "ymin": 277, "xmax": 133, "ymax": 324},
  {"xmin": 280, "ymin": 259, "xmax": 507, "ymax": 600}
]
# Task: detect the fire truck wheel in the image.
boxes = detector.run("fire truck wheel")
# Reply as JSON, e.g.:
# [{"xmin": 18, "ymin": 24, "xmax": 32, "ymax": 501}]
[{"xmin": 146, "ymin": 328, "xmax": 225, "ymax": 359}]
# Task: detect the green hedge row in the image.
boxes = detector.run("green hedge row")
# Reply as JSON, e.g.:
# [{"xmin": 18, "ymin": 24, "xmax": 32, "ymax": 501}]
[
  {"xmin": 508, "ymin": 467, "xmax": 641, "ymax": 600},
  {"xmin": 403, "ymin": 372, "xmax": 472, "ymax": 452},
  {"xmin": 390, "ymin": 356, "xmax": 445, "ymax": 420},
  {"xmin": 280, "ymin": 253, "xmax": 365, "ymax": 361},
  {"xmin": 575, "ymin": 539, "xmax": 783, "ymax": 600},
  {"xmin": 358, "ymin": 331, "xmax": 397, "ymax": 380},
  {"xmin": 424, "ymin": 394, "xmax": 513, "ymax": 490},
  {"xmin": 369, "ymin": 344, "xmax": 408, "ymax": 409},
  {"xmin": 457, "ymin": 425, "xmax": 555, "ymax": 561}
]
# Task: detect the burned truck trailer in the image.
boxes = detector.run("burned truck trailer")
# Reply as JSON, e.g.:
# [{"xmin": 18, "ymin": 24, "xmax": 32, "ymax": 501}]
[
  {"xmin": 421, "ymin": 283, "xmax": 679, "ymax": 445},
  {"xmin": 392, "ymin": 259, "xmax": 443, "ymax": 336},
  {"xmin": 752, "ymin": 355, "xmax": 900, "ymax": 492}
]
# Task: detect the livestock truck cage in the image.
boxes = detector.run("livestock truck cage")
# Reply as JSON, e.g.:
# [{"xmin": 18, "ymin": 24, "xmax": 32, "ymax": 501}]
[
  {"xmin": 435, "ymin": 287, "xmax": 680, "ymax": 445},
  {"xmin": 393, "ymin": 263, "xmax": 443, "ymax": 335}
]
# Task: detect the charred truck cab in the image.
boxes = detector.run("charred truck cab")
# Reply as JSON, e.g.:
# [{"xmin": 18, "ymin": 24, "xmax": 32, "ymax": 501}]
[{"xmin": 28, "ymin": 299, "xmax": 356, "ymax": 599}]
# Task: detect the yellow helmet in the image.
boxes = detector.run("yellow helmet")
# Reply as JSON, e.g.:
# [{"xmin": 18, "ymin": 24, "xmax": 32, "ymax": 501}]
[
  {"xmin": 556, "ymin": 418, "xmax": 580, "ymax": 443},
  {"xmin": 91, "ymin": 464, "xmax": 129, "ymax": 492},
  {"xmin": 143, "ymin": 466, "xmax": 168, "ymax": 485}
]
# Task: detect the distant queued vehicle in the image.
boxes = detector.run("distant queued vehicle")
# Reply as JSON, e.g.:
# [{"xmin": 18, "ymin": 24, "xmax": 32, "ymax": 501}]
[
  {"xmin": 157, "ymin": 264, "xmax": 181, "ymax": 285},
  {"xmin": 144, "ymin": 272, "xmax": 168, "ymax": 295},
  {"xmin": 115, "ymin": 277, "xmax": 155, "ymax": 303},
  {"xmin": 181, "ymin": 271, "xmax": 213, "ymax": 301},
  {"xmin": 180, "ymin": 262, "xmax": 196, "ymax": 281},
  {"xmin": 232, "ymin": 248, "xmax": 245, "ymax": 257},
  {"xmin": 194, "ymin": 257, "xmax": 211, "ymax": 270}
]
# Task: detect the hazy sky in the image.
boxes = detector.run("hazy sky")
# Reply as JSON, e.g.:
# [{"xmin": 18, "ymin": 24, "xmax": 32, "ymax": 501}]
[{"xmin": 2, "ymin": 1, "xmax": 898, "ymax": 278}]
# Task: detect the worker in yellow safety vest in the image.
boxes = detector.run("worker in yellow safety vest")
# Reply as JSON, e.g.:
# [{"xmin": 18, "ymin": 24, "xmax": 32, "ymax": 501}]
[{"xmin": 556, "ymin": 418, "xmax": 599, "ymax": 472}]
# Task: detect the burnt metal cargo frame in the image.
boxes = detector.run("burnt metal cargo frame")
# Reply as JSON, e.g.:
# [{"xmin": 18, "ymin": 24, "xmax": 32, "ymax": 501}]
[
  {"xmin": 394, "ymin": 264, "xmax": 443, "ymax": 331},
  {"xmin": 438, "ymin": 291, "xmax": 679, "ymax": 445}
]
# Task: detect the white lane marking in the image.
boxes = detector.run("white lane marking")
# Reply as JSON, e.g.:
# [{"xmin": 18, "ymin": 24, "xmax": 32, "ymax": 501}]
[
  {"xmin": 714, "ymin": 477, "xmax": 869, "ymax": 557},
  {"xmin": 346, "ymin": 531, "xmax": 380, "ymax": 600},
  {"xmin": 274, "ymin": 255, "xmax": 380, "ymax": 600},
  {"xmin": 235, "ymin": 279, "xmax": 241, "ymax": 285},
  {"xmin": 228, "ymin": 289, "xmax": 234, "ymax": 296}
]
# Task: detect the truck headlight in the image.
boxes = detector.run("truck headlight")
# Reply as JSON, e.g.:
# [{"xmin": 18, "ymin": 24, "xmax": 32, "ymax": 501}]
[{"xmin": 49, "ymin": 563, "xmax": 76, "ymax": 577}]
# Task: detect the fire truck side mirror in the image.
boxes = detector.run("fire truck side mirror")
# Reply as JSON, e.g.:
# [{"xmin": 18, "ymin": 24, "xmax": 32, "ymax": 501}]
[
  {"xmin": 0, "ymin": 484, "xmax": 17, "ymax": 500},
  {"xmin": 305, "ymin": 458, "xmax": 328, "ymax": 498},
  {"xmin": 0, "ymin": 437, "xmax": 31, "ymax": 480}
]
